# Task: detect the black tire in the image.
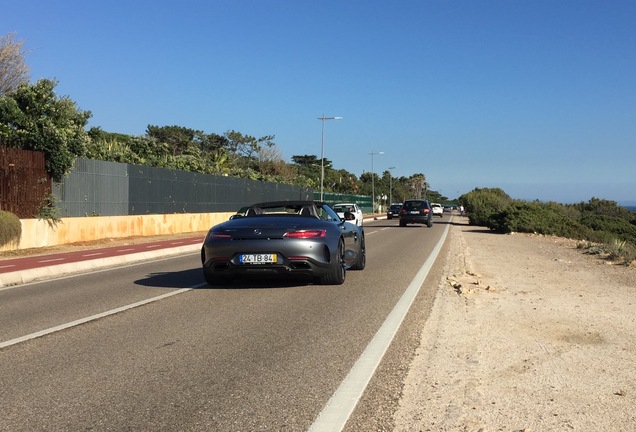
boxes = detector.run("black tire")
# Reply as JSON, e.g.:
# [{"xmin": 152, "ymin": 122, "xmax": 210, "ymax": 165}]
[
  {"xmin": 427, "ymin": 218, "xmax": 433, "ymax": 228},
  {"xmin": 350, "ymin": 235, "xmax": 366, "ymax": 270},
  {"xmin": 399, "ymin": 220, "xmax": 406, "ymax": 227},
  {"xmin": 387, "ymin": 215, "xmax": 392, "ymax": 220},
  {"xmin": 319, "ymin": 239, "xmax": 346, "ymax": 285}
]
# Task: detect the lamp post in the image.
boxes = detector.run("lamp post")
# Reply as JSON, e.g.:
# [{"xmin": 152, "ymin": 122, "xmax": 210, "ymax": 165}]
[
  {"xmin": 318, "ymin": 115, "xmax": 342, "ymax": 201},
  {"xmin": 388, "ymin": 166, "xmax": 396, "ymax": 205},
  {"xmin": 369, "ymin": 151, "xmax": 384, "ymax": 212}
]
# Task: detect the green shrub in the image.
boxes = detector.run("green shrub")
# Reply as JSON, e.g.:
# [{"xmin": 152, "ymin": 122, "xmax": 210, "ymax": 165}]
[
  {"xmin": 579, "ymin": 213, "xmax": 636, "ymax": 246},
  {"xmin": 491, "ymin": 201, "xmax": 591, "ymax": 238},
  {"xmin": 577, "ymin": 197, "xmax": 636, "ymax": 220},
  {"xmin": 465, "ymin": 194, "xmax": 636, "ymax": 265},
  {"xmin": 620, "ymin": 242, "xmax": 636, "ymax": 265},
  {"xmin": 461, "ymin": 187, "xmax": 512, "ymax": 227},
  {"xmin": 0, "ymin": 210, "xmax": 22, "ymax": 246},
  {"xmin": 37, "ymin": 194, "xmax": 61, "ymax": 223}
]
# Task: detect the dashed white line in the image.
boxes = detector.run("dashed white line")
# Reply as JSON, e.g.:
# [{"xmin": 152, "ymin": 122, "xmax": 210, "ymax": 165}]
[
  {"xmin": 82, "ymin": 253, "xmax": 104, "ymax": 257},
  {"xmin": 38, "ymin": 258, "xmax": 65, "ymax": 263}
]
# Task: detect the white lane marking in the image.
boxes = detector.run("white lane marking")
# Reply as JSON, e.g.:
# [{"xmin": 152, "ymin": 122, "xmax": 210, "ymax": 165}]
[
  {"xmin": 309, "ymin": 218, "xmax": 452, "ymax": 432},
  {"xmin": 0, "ymin": 264, "xmax": 16, "ymax": 270},
  {"xmin": 0, "ymin": 283, "xmax": 206, "ymax": 349},
  {"xmin": 38, "ymin": 258, "xmax": 65, "ymax": 263},
  {"xmin": 363, "ymin": 229, "xmax": 383, "ymax": 235},
  {"xmin": 118, "ymin": 248, "xmax": 136, "ymax": 252},
  {"xmin": 82, "ymin": 252, "xmax": 104, "ymax": 257}
]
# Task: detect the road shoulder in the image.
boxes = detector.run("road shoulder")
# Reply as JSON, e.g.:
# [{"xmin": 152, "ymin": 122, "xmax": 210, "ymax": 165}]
[{"xmin": 394, "ymin": 217, "xmax": 636, "ymax": 431}]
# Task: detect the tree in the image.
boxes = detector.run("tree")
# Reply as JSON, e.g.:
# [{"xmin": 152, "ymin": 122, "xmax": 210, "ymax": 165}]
[
  {"xmin": 86, "ymin": 128, "xmax": 152, "ymax": 165},
  {"xmin": 0, "ymin": 79, "xmax": 91, "ymax": 181},
  {"xmin": 291, "ymin": 154, "xmax": 320, "ymax": 167},
  {"xmin": 200, "ymin": 132, "xmax": 228, "ymax": 154},
  {"xmin": 0, "ymin": 33, "xmax": 30, "ymax": 97},
  {"xmin": 409, "ymin": 174, "xmax": 427, "ymax": 199},
  {"xmin": 290, "ymin": 154, "xmax": 354, "ymax": 192},
  {"xmin": 329, "ymin": 169, "xmax": 360, "ymax": 194},
  {"xmin": 146, "ymin": 125, "xmax": 204, "ymax": 156},
  {"xmin": 224, "ymin": 130, "xmax": 275, "ymax": 170}
]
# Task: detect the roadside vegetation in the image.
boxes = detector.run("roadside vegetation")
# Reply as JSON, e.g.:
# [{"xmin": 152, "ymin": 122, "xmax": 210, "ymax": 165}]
[
  {"xmin": 460, "ymin": 188, "xmax": 636, "ymax": 265},
  {"xmin": 0, "ymin": 210, "xmax": 21, "ymax": 247}
]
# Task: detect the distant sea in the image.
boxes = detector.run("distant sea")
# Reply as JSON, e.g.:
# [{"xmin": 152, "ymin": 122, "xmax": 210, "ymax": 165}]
[{"xmin": 625, "ymin": 206, "xmax": 636, "ymax": 213}]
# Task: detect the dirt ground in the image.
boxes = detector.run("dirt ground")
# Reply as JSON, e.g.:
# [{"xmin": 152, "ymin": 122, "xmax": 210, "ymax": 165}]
[{"xmin": 393, "ymin": 217, "xmax": 636, "ymax": 432}]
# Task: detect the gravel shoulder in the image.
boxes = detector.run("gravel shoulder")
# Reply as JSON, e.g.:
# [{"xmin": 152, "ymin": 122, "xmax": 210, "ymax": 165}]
[{"xmin": 394, "ymin": 217, "xmax": 636, "ymax": 431}]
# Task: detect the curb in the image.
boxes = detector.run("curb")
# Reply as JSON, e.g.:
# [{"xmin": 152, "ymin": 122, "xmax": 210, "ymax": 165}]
[{"xmin": 0, "ymin": 244, "xmax": 201, "ymax": 288}]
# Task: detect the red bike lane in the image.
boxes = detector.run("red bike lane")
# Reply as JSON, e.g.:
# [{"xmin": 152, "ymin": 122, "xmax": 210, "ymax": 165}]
[{"xmin": 0, "ymin": 237, "xmax": 204, "ymax": 274}]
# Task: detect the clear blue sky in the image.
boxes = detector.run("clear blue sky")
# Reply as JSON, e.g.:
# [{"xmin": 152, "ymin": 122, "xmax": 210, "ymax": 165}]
[{"xmin": 4, "ymin": 0, "xmax": 635, "ymax": 204}]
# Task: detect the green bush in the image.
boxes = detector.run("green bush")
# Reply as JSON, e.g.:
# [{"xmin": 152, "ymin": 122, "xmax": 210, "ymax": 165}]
[
  {"xmin": 490, "ymin": 201, "xmax": 592, "ymax": 238},
  {"xmin": 579, "ymin": 213, "xmax": 636, "ymax": 246},
  {"xmin": 464, "ymin": 193, "xmax": 636, "ymax": 265},
  {"xmin": 37, "ymin": 194, "xmax": 62, "ymax": 223},
  {"xmin": 461, "ymin": 187, "xmax": 512, "ymax": 227},
  {"xmin": 577, "ymin": 197, "xmax": 636, "ymax": 220},
  {"xmin": 0, "ymin": 210, "xmax": 22, "ymax": 246}
]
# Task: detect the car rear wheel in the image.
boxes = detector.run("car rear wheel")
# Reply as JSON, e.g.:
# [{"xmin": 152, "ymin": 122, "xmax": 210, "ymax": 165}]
[
  {"xmin": 350, "ymin": 235, "xmax": 366, "ymax": 270},
  {"xmin": 399, "ymin": 220, "xmax": 406, "ymax": 227},
  {"xmin": 319, "ymin": 239, "xmax": 346, "ymax": 285}
]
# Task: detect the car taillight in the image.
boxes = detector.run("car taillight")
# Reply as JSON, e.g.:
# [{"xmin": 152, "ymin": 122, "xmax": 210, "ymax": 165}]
[
  {"xmin": 210, "ymin": 233, "xmax": 232, "ymax": 239},
  {"xmin": 284, "ymin": 230, "xmax": 327, "ymax": 239},
  {"xmin": 424, "ymin": 209, "xmax": 430, "ymax": 213}
]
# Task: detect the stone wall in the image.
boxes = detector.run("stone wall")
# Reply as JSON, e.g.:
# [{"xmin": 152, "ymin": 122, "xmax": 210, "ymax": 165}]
[{"xmin": 1, "ymin": 212, "xmax": 232, "ymax": 252}]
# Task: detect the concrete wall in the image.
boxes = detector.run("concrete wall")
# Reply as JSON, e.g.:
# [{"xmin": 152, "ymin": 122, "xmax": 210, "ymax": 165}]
[{"xmin": 1, "ymin": 212, "xmax": 233, "ymax": 252}]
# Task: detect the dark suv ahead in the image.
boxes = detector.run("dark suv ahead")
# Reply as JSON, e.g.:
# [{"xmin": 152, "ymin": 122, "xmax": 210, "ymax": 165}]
[{"xmin": 399, "ymin": 199, "xmax": 433, "ymax": 227}]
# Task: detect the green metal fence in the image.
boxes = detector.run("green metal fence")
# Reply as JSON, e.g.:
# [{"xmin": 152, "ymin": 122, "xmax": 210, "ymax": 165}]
[{"xmin": 313, "ymin": 192, "xmax": 373, "ymax": 214}]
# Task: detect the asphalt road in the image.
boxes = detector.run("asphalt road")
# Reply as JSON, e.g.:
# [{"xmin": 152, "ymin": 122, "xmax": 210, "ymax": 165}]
[{"xmin": 0, "ymin": 216, "xmax": 452, "ymax": 431}]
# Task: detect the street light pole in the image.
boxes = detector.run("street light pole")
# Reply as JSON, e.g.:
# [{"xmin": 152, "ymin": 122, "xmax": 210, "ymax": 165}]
[
  {"xmin": 388, "ymin": 166, "xmax": 396, "ymax": 205},
  {"xmin": 369, "ymin": 151, "xmax": 384, "ymax": 213},
  {"xmin": 318, "ymin": 115, "xmax": 342, "ymax": 201}
]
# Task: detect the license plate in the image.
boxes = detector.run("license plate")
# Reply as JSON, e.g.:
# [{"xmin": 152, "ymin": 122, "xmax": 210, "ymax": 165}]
[
  {"xmin": 240, "ymin": 253, "xmax": 277, "ymax": 264},
  {"xmin": 409, "ymin": 210, "xmax": 420, "ymax": 214}
]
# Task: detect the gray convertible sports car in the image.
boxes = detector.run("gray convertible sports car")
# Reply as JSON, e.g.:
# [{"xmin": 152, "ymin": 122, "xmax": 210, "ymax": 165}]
[{"xmin": 201, "ymin": 201, "xmax": 366, "ymax": 286}]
